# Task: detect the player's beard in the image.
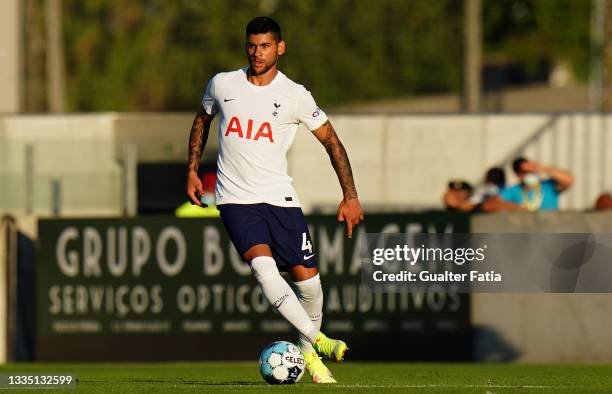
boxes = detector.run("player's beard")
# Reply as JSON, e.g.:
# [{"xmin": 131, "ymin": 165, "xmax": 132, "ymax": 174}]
[{"xmin": 249, "ymin": 56, "xmax": 278, "ymax": 76}]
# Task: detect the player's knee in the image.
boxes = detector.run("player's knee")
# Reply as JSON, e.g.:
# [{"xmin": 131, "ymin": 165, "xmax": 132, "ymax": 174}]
[
  {"xmin": 250, "ymin": 255, "xmax": 281, "ymax": 282},
  {"xmin": 295, "ymin": 273, "xmax": 322, "ymax": 303}
]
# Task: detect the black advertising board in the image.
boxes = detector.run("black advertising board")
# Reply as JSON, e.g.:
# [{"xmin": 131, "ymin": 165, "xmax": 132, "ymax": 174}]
[{"xmin": 37, "ymin": 213, "xmax": 470, "ymax": 361}]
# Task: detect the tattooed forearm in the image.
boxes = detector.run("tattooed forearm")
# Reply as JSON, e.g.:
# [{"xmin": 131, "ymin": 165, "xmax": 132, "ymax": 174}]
[
  {"xmin": 320, "ymin": 121, "xmax": 358, "ymax": 199},
  {"xmin": 187, "ymin": 108, "xmax": 212, "ymax": 173}
]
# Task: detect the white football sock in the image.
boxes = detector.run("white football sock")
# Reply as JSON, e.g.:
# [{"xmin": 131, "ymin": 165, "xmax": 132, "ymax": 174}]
[
  {"xmin": 250, "ymin": 256, "xmax": 319, "ymax": 343},
  {"xmin": 294, "ymin": 273, "xmax": 324, "ymax": 353}
]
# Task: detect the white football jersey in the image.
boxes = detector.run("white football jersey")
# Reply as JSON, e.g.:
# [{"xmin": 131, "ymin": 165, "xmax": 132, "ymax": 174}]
[{"xmin": 202, "ymin": 68, "xmax": 328, "ymax": 207}]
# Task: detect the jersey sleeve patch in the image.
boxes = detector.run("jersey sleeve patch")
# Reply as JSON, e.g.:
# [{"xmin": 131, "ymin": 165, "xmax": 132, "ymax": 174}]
[{"xmin": 296, "ymin": 88, "xmax": 328, "ymax": 131}]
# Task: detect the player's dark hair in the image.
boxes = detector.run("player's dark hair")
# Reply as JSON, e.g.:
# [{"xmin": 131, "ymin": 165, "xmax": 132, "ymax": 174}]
[
  {"xmin": 485, "ymin": 167, "xmax": 506, "ymax": 188},
  {"xmin": 246, "ymin": 16, "xmax": 282, "ymax": 42},
  {"xmin": 512, "ymin": 157, "xmax": 527, "ymax": 174}
]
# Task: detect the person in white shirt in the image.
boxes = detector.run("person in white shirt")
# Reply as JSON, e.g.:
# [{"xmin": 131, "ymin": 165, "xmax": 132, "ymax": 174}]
[{"xmin": 186, "ymin": 16, "xmax": 363, "ymax": 384}]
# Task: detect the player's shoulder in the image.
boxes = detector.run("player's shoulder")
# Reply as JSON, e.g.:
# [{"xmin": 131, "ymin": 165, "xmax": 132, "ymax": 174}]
[
  {"xmin": 210, "ymin": 68, "xmax": 246, "ymax": 87},
  {"xmin": 280, "ymin": 73, "xmax": 308, "ymax": 91},
  {"xmin": 276, "ymin": 72, "xmax": 313, "ymax": 99}
]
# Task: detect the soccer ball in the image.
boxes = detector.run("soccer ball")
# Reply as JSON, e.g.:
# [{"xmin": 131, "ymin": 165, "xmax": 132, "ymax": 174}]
[{"xmin": 259, "ymin": 341, "xmax": 305, "ymax": 384}]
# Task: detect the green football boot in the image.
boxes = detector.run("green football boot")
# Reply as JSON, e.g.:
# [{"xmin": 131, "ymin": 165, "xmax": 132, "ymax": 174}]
[
  {"xmin": 301, "ymin": 350, "xmax": 337, "ymax": 383},
  {"xmin": 312, "ymin": 332, "xmax": 348, "ymax": 362}
]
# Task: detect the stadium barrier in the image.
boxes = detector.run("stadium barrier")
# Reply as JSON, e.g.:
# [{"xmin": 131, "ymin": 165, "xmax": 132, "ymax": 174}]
[
  {"xmin": 4, "ymin": 211, "xmax": 612, "ymax": 362},
  {"xmin": 35, "ymin": 213, "xmax": 471, "ymax": 361},
  {"xmin": 0, "ymin": 215, "xmax": 36, "ymax": 363},
  {"xmin": 0, "ymin": 216, "xmax": 10, "ymax": 363}
]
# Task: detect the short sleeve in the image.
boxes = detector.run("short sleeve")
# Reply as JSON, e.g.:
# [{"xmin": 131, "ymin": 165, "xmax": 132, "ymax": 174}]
[
  {"xmin": 201, "ymin": 75, "xmax": 218, "ymax": 116},
  {"xmin": 296, "ymin": 89, "xmax": 328, "ymax": 131},
  {"xmin": 542, "ymin": 179, "xmax": 557, "ymax": 190}
]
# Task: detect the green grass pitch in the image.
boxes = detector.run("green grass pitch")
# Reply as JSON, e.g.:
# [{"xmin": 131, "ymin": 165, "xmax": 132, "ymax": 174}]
[{"xmin": 1, "ymin": 362, "xmax": 612, "ymax": 393}]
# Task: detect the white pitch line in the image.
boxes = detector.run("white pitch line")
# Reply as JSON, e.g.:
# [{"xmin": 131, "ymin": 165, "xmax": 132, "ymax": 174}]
[
  {"xmin": 204, "ymin": 383, "xmax": 570, "ymax": 389},
  {"xmin": 334, "ymin": 384, "xmax": 563, "ymax": 389}
]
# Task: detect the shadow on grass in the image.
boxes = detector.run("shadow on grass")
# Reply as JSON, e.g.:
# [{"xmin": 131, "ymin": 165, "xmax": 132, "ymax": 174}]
[
  {"xmin": 182, "ymin": 380, "xmax": 265, "ymax": 386},
  {"xmin": 127, "ymin": 378, "xmax": 266, "ymax": 386}
]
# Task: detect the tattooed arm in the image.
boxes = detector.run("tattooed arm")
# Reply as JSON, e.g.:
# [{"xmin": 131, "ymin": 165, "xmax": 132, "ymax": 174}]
[
  {"xmin": 186, "ymin": 106, "xmax": 215, "ymax": 206},
  {"xmin": 312, "ymin": 120, "xmax": 364, "ymax": 238}
]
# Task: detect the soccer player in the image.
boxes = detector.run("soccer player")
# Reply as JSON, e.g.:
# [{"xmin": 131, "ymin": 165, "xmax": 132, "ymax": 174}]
[{"xmin": 185, "ymin": 17, "xmax": 364, "ymax": 383}]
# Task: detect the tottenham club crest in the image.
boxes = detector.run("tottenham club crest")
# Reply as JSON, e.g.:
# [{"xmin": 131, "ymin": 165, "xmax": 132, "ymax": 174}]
[{"xmin": 273, "ymin": 101, "xmax": 281, "ymax": 116}]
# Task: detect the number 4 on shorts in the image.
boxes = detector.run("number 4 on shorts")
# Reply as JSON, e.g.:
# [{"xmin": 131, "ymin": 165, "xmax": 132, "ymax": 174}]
[{"xmin": 301, "ymin": 232, "xmax": 313, "ymax": 254}]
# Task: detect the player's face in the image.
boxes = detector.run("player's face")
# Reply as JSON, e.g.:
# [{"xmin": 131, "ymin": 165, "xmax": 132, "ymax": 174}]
[{"xmin": 246, "ymin": 33, "xmax": 285, "ymax": 76}]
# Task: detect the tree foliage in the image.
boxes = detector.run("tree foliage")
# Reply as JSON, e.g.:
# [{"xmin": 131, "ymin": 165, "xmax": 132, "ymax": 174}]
[
  {"xmin": 483, "ymin": 0, "xmax": 590, "ymax": 79},
  {"xmin": 58, "ymin": 0, "xmax": 590, "ymax": 111}
]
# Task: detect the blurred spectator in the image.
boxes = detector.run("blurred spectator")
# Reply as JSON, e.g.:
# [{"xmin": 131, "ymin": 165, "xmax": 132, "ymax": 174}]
[
  {"xmin": 443, "ymin": 180, "xmax": 475, "ymax": 212},
  {"xmin": 175, "ymin": 172, "xmax": 220, "ymax": 218},
  {"xmin": 477, "ymin": 167, "xmax": 506, "ymax": 199},
  {"xmin": 500, "ymin": 157, "xmax": 573, "ymax": 211},
  {"xmin": 475, "ymin": 167, "xmax": 525, "ymax": 212},
  {"xmin": 595, "ymin": 192, "xmax": 612, "ymax": 210}
]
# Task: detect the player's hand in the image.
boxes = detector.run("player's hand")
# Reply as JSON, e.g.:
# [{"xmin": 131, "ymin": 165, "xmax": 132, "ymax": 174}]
[
  {"xmin": 337, "ymin": 198, "xmax": 364, "ymax": 239},
  {"xmin": 186, "ymin": 171, "xmax": 204, "ymax": 206}
]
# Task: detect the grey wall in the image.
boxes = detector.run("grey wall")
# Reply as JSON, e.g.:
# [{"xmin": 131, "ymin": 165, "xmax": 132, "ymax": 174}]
[
  {"xmin": 289, "ymin": 114, "xmax": 612, "ymax": 213},
  {"xmin": 1, "ymin": 113, "xmax": 610, "ymax": 215},
  {"xmin": 0, "ymin": 114, "xmax": 121, "ymax": 215},
  {"xmin": 472, "ymin": 211, "xmax": 612, "ymax": 362}
]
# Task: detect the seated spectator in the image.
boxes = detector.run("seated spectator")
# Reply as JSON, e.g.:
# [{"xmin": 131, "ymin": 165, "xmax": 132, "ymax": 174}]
[
  {"xmin": 500, "ymin": 157, "xmax": 573, "ymax": 211},
  {"xmin": 443, "ymin": 180, "xmax": 475, "ymax": 212},
  {"xmin": 476, "ymin": 167, "xmax": 505, "ymax": 199},
  {"xmin": 475, "ymin": 167, "xmax": 525, "ymax": 212}
]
